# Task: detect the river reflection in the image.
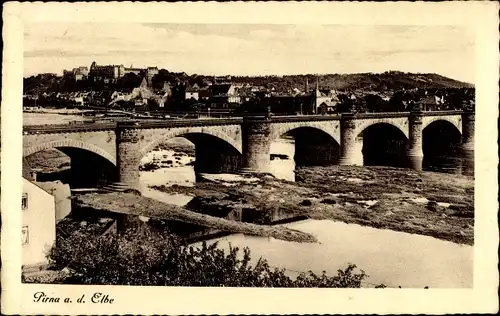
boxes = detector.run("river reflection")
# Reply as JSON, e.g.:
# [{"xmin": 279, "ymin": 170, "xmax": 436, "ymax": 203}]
[{"xmin": 423, "ymin": 153, "xmax": 474, "ymax": 176}]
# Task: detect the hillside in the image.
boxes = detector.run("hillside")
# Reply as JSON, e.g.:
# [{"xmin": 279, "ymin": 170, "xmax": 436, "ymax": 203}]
[
  {"xmin": 23, "ymin": 71, "xmax": 474, "ymax": 96},
  {"xmin": 326, "ymin": 72, "xmax": 473, "ymax": 90},
  {"xmin": 232, "ymin": 71, "xmax": 474, "ymax": 92}
]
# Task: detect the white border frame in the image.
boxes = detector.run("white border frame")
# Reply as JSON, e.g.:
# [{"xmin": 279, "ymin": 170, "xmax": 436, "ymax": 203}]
[{"xmin": 2, "ymin": 2, "xmax": 499, "ymax": 314}]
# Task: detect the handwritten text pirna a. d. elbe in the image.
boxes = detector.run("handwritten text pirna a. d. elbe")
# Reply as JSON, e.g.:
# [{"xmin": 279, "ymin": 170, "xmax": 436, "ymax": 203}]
[{"xmin": 33, "ymin": 292, "xmax": 114, "ymax": 304}]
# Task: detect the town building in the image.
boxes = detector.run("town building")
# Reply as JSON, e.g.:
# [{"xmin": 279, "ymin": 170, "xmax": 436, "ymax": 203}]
[
  {"xmin": 228, "ymin": 89, "xmax": 242, "ymax": 104},
  {"xmin": 185, "ymin": 83, "xmax": 200, "ymax": 100},
  {"xmin": 312, "ymin": 78, "xmax": 340, "ymax": 114},
  {"xmin": 36, "ymin": 181, "xmax": 71, "ymax": 222},
  {"xmin": 209, "ymin": 83, "xmax": 237, "ymax": 107},
  {"xmin": 63, "ymin": 66, "xmax": 89, "ymax": 81},
  {"xmin": 234, "ymin": 87, "xmax": 253, "ymax": 104},
  {"xmin": 419, "ymin": 92, "xmax": 445, "ymax": 111},
  {"xmin": 146, "ymin": 67, "xmax": 159, "ymax": 85},
  {"xmin": 198, "ymin": 87, "xmax": 213, "ymax": 101},
  {"xmin": 22, "ymin": 178, "xmax": 56, "ymax": 270},
  {"xmin": 89, "ymin": 62, "xmax": 159, "ymax": 83},
  {"xmin": 122, "ymin": 64, "xmax": 143, "ymax": 76},
  {"xmin": 89, "ymin": 61, "xmax": 122, "ymax": 81},
  {"xmin": 72, "ymin": 66, "xmax": 89, "ymax": 81},
  {"xmin": 23, "ymin": 159, "xmax": 72, "ymax": 222},
  {"xmin": 109, "ymin": 77, "xmax": 166, "ymax": 108}
]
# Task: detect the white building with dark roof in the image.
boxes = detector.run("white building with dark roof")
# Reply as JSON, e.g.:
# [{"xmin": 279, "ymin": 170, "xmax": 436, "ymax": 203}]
[
  {"xmin": 313, "ymin": 78, "xmax": 340, "ymax": 113},
  {"xmin": 185, "ymin": 83, "xmax": 200, "ymax": 100},
  {"xmin": 22, "ymin": 178, "xmax": 56, "ymax": 270}
]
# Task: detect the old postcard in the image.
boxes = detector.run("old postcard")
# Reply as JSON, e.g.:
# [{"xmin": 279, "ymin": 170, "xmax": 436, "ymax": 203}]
[{"xmin": 1, "ymin": 1, "xmax": 499, "ymax": 315}]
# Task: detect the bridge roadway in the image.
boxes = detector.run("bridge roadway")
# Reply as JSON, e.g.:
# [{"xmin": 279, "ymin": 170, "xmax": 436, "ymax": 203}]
[
  {"xmin": 22, "ymin": 110, "xmax": 474, "ymax": 191},
  {"xmin": 23, "ymin": 110, "xmax": 463, "ymax": 134}
]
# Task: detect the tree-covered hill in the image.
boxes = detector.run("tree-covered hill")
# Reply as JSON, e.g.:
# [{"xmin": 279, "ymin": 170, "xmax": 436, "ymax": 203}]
[
  {"xmin": 232, "ymin": 71, "xmax": 474, "ymax": 92},
  {"xmin": 23, "ymin": 70, "xmax": 473, "ymax": 96}
]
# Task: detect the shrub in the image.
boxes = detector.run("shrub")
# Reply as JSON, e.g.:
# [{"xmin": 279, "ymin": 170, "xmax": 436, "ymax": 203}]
[
  {"xmin": 44, "ymin": 226, "xmax": 367, "ymax": 287},
  {"xmin": 139, "ymin": 162, "xmax": 160, "ymax": 172}
]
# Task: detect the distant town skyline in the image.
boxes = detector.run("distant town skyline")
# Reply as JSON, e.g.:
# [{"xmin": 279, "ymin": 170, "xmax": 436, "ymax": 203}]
[{"xmin": 24, "ymin": 23, "xmax": 475, "ymax": 84}]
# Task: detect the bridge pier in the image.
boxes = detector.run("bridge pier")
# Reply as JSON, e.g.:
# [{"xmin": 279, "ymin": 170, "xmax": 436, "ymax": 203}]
[
  {"xmin": 407, "ymin": 110, "xmax": 424, "ymax": 171},
  {"xmin": 112, "ymin": 121, "xmax": 142, "ymax": 191},
  {"xmin": 240, "ymin": 115, "xmax": 271, "ymax": 174},
  {"xmin": 339, "ymin": 113, "xmax": 361, "ymax": 165},
  {"xmin": 461, "ymin": 110, "xmax": 475, "ymax": 153}
]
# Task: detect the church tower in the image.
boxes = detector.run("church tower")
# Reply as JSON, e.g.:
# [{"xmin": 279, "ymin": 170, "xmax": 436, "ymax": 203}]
[
  {"xmin": 314, "ymin": 76, "xmax": 321, "ymax": 114},
  {"xmin": 140, "ymin": 77, "xmax": 148, "ymax": 89}
]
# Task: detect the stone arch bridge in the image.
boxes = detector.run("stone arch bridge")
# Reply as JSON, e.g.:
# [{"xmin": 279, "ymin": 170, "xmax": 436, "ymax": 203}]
[{"xmin": 22, "ymin": 110, "xmax": 474, "ymax": 189}]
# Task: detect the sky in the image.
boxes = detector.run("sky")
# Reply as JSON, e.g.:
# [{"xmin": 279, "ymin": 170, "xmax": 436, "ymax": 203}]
[{"xmin": 23, "ymin": 23, "xmax": 476, "ymax": 84}]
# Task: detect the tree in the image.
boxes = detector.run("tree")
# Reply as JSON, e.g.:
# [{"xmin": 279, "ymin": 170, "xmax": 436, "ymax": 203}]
[
  {"xmin": 337, "ymin": 93, "xmax": 355, "ymax": 113},
  {"xmin": 387, "ymin": 91, "xmax": 407, "ymax": 112},
  {"xmin": 118, "ymin": 73, "xmax": 142, "ymax": 91},
  {"xmin": 151, "ymin": 69, "xmax": 170, "ymax": 90},
  {"xmin": 363, "ymin": 94, "xmax": 387, "ymax": 113},
  {"xmin": 445, "ymin": 88, "xmax": 475, "ymax": 110}
]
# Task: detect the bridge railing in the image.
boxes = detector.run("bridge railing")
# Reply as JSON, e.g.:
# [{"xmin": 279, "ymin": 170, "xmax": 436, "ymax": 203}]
[
  {"xmin": 348, "ymin": 112, "xmax": 411, "ymax": 119},
  {"xmin": 419, "ymin": 110, "xmax": 463, "ymax": 116},
  {"xmin": 323, "ymin": 110, "xmax": 463, "ymax": 119},
  {"xmin": 132, "ymin": 117, "xmax": 244, "ymax": 129},
  {"xmin": 23, "ymin": 122, "xmax": 117, "ymax": 134},
  {"xmin": 271, "ymin": 114, "xmax": 341, "ymax": 122}
]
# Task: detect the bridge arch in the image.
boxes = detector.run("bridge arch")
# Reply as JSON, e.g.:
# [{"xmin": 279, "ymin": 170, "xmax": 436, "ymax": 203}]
[
  {"xmin": 354, "ymin": 118, "xmax": 409, "ymax": 140},
  {"xmin": 422, "ymin": 116, "xmax": 462, "ymax": 134},
  {"xmin": 270, "ymin": 124, "xmax": 341, "ymax": 167},
  {"xmin": 140, "ymin": 128, "xmax": 242, "ymax": 157},
  {"xmin": 422, "ymin": 119, "xmax": 462, "ymax": 156},
  {"xmin": 270, "ymin": 122, "xmax": 340, "ymax": 145},
  {"xmin": 359, "ymin": 122, "xmax": 409, "ymax": 168},
  {"xmin": 23, "ymin": 139, "xmax": 116, "ymax": 166}
]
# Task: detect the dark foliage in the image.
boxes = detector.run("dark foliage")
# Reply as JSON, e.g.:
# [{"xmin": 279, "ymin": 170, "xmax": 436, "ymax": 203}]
[{"xmin": 45, "ymin": 227, "xmax": 367, "ymax": 287}]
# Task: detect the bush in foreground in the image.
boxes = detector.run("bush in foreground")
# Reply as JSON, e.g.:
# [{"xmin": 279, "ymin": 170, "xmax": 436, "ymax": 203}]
[{"xmin": 44, "ymin": 225, "xmax": 367, "ymax": 287}]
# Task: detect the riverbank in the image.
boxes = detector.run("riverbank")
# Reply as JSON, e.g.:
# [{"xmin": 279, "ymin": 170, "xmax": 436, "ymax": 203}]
[
  {"xmin": 152, "ymin": 166, "xmax": 474, "ymax": 245},
  {"xmin": 24, "ymin": 108, "xmax": 86, "ymax": 115},
  {"xmin": 23, "ymin": 111, "xmax": 86, "ymax": 125}
]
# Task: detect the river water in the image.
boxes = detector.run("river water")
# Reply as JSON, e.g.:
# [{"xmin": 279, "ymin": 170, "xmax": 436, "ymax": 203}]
[
  {"xmin": 137, "ymin": 137, "xmax": 473, "ymax": 288},
  {"xmin": 191, "ymin": 220, "xmax": 472, "ymax": 288}
]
